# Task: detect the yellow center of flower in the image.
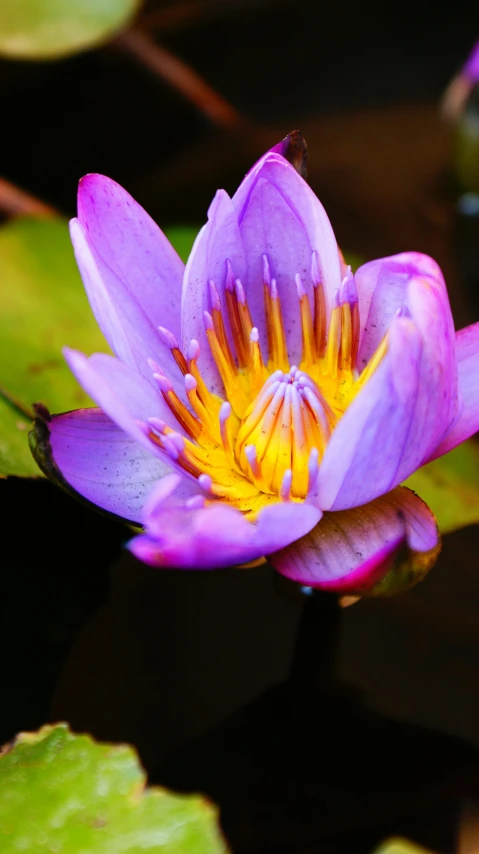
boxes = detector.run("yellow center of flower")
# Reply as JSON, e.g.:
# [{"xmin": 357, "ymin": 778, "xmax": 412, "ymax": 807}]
[{"xmin": 146, "ymin": 254, "xmax": 387, "ymax": 518}]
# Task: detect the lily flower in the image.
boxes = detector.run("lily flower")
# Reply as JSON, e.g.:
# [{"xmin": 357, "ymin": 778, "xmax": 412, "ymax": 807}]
[{"xmin": 31, "ymin": 138, "xmax": 479, "ymax": 594}]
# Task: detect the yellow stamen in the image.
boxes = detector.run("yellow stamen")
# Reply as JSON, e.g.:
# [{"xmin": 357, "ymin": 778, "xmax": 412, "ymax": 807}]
[
  {"xmin": 184, "ymin": 374, "xmax": 219, "ymax": 444},
  {"xmin": 249, "ymin": 327, "xmax": 267, "ymax": 396},
  {"xmin": 296, "ymin": 275, "xmax": 316, "ymax": 367},
  {"xmin": 154, "ymin": 375, "xmax": 203, "ymax": 440},
  {"xmin": 219, "ymin": 402, "xmax": 236, "ymax": 469},
  {"xmin": 225, "ymin": 287, "xmax": 249, "ymax": 367},
  {"xmin": 268, "ymin": 279, "xmax": 288, "ymax": 371},
  {"xmin": 235, "ymin": 279, "xmax": 254, "ymax": 347},
  {"xmin": 356, "ymin": 332, "xmax": 389, "ymax": 391},
  {"xmin": 312, "ymin": 251, "xmax": 327, "ymax": 357},
  {"xmin": 324, "ymin": 295, "xmax": 341, "ymax": 378},
  {"xmin": 351, "ymin": 300, "xmax": 360, "ymax": 368},
  {"xmin": 204, "ymin": 312, "xmax": 249, "ymax": 414},
  {"xmin": 209, "ymin": 280, "xmax": 237, "ymax": 374},
  {"xmin": 340, "ymin": 302, "xmax": 352, "ymax": 371},
  {"xmin": 186, "ymin": 340, "xmax": 215, "ymax": 408}
]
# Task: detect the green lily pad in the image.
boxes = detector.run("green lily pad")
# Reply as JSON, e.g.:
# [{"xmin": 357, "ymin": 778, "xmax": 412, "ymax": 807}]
[
  {"xmin": 165, "ymin": 226, "xmax": 199, "ymax": 264},
  {"xmin": 0, "ymin": 217, "xmax": 111, "ymax": 413},
  {"xmin": 0, "ymin": 723, "xmax": 227, "ymax": 854},
  {"xmin": 404, "ymin": 441, "xmax": 479, "ymax": 534},
  {"xmin": 0, "ymin": 397, "xmax": 38, "ymax": 477},
  {"xmin": 0, "ymin": 218, "xmax": 198, "ymax": 478},
  {"xmin": 0, "ymin": 0, "xmax": 141, "ymax": 61},
  {"xmin": 372, "ymin": 839, "xmax": 434, "ymax": 854}
]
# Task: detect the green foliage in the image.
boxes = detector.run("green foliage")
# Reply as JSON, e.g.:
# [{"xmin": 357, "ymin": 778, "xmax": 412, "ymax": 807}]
[
  {"xmin": 372, "ymin": 839, "xmax": 433, "ymax": 854},
  {"xmin": 405, "ymin": 441, "xmax": 479, "ymax": 534},
  {"xmin": 0, "ymin": 0, "xmax": 141, "ymax": 61},
  {"xmin": 165, "ymin": 226, "xmax": 199, "ymax": 263},
  {"xmin": 0, "ymin": 219, "xmax": 198, "ymax": 478},
  {"xmin": 0, "ymin": 217, "xmax": 109, "ymax": 475},
  {"xmin": 0, "ymin": 723, "xmax": 227, "ymax": 854},
  {"xmin": 0, "ymin": 397, "xmax": 38, "ymax": 477}
]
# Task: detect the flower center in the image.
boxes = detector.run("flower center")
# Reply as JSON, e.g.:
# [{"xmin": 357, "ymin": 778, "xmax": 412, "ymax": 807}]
[
  {"xmin": 145, "ymin": 253, "xmax": 387, "ymax": 516},
  {"xmin": 235, "ymin": 366, "xmax": 334, "ymax": 498}
]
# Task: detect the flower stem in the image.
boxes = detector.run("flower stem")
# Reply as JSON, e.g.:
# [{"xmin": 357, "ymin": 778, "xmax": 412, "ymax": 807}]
[
  {"xmin": 289, "ymin": 587, "xmax": 341, "ymax": 701},
  {"xmin": 0, "ymin": 385, "xmax": 34, "ymax": 421}
]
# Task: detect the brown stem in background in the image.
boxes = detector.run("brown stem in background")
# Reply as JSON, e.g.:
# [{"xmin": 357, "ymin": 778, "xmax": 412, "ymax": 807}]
[
  {"xmin": 0, "ymin": 178, "xmax": 58, "ymax": 219},
  {"xmin": 114, "ymin": 28, "xmax": 247, "ymax": 131},
  {"xmin": 140, "ymin": 0, "xmax": 275, "ymax": 32},
  {"xmin": 0, "ymin": 385, "xmax": 34, "ymax": 422}
]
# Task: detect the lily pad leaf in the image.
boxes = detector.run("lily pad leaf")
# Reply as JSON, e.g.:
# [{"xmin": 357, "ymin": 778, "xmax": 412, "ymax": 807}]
[
  {"xmin": 404, "ymin": 441, "xmax": 479, "ymax": 534},
  {"xmin": 0, "ymin": 216, "xmax": 109, "ymax": 476},
  {"xmin": 165, "ymin": 226, "xmax": 199, "ymax": 263},
  {"xmin": 372, "ymin": 839, "xmax": 434, "ymax": 854},
  {"xmin": 0, "ymin": 218, "xmax": 198, "ymax": 478},
  {"xmin": 0, "ymin": 396, "xmax": 38, "ymax": 477},
  {"xmin": 0, "ymin": 0, "xmax": 141, "ymax": 61},
  {"xmin": 0, "ymin": 723, "xmax": 228, "ymax": 854}
]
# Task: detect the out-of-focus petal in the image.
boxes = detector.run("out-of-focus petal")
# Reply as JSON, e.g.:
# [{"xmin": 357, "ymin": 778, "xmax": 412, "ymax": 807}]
[
  {"xmin": 78, "ymin": 174, "xmax": 184, "ymax": 341},
  {"xmin": 70, "ymin": 219, "xmax": 182, "ymax": 389},
  {"xmin": 63, "ymin": 348, "xmax": 181, "ymax": 455},
  {"xmin": 181, "ymin": 190, "xmax": 247, "ymax": 395},
  {"xmin": 269, "ymin": 486, "xmax": 440, "ymax": 594},
  {"xmin": 31, "ymin": 408, "xmax": 169, "ymax": 523},
  {"xmin": 313, "ymin": 304, "xmax": 456, "ymax": 510},
  {"xmin": 428, "ymin": 321, "xmax": 479, "ymax": 459},
  {"xmin": 128, "ymin": 490, "xmax": 321, "ymax": 569},
  {"xmin": 463, "ymin": 41, "xmax": 479, "ymax": 83},
  {"xmin": 232, "ymin": 152, "xmax": 342, "ymax": 364}
]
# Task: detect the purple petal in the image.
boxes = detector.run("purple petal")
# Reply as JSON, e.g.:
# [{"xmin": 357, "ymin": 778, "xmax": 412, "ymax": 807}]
[
  {"xmin": 356, "ymin": 252, "xmax": 452, "ymax": 369},
  {"xmin": 78, "ymin": 174, "xmax": 184, "ymax": 341},
  {"xmin": 63, "ymin": 348, "xmax": 181, "ymax": 455},
  {"xmin": 428, "ymin": 321, "xmax": 479, "ymax": 460},
  {"xmin": 46, "ymin": 408, "xmax": 169, "ymax": 523},
  {"xmin": 181, "ymin": 190, "xmax": 247, "ymax": 395},
  {"xmin": 232, "ymin": 152, "xmax": 342, "ymax": 364},
  {"xmin": 128, "ymin": 492, "xmax": 321, "ymax": 570},
  {"xmin": 70, "ymin": 219, "xmax": 182, "ymax": 389},
  {"xmin": 313, "ymin": 302, "xmax": 457, "ymax": 510},
  {"xmin": 269, "ymin": 486, "xmax": 439, "ymax": 594},
  {"xmin": 463, "ymin": 40, "xmax": 479, "ymax": 83}
]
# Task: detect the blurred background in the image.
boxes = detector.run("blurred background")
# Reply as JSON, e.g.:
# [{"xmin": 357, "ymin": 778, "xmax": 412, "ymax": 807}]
[{"xmin": 2, "ymin": 1, "xmax": 479, "ymax": 852}]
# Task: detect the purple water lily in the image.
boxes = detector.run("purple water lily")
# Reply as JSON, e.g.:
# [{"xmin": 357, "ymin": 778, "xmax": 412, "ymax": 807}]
[{"xmin": 32, "ymin": 137, "xmax": 479, "ymax": 594}]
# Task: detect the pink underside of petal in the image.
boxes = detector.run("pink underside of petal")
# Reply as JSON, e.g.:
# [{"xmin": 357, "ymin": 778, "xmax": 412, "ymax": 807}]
[
  {"xmin": 288, "ymin": 537, "xmax": 403, "ymax": 592},
  {"xmin": 428, "ymin": 321, "xmax": 479, "ymax": 460},
  {"xmin": 48, "ymin": 408, "xmax": 170, "ymax": 523},
  {"xmin": 269, "ymin": 486, "xmax": 438, "ymax": 592}
]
